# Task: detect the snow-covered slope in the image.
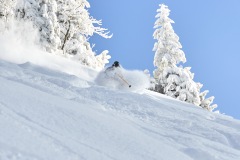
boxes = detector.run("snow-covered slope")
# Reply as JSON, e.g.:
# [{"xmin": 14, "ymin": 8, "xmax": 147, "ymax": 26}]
[{"xmin": 1, "ymin": 60, "xmax": 240, "ymax": 160}]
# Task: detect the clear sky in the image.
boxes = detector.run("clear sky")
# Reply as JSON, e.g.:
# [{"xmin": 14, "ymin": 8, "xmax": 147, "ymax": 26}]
[{"xmin": 88, "ymin": 0, "xmax": 240, "ymax": 119}]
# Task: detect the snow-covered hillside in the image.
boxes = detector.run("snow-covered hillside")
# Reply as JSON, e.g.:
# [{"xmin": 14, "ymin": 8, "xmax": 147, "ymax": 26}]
[{"xmin": 1, "ymin": 59, "xmax": 240, "ymax": 160}]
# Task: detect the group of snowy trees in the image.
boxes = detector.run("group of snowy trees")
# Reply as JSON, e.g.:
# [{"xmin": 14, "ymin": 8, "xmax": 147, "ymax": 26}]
[
  {"xmin": 0, "ymin": 0, "xmax": 111, "ymax": 70},
  {"xmin": 152, "ymin": 4, "xmax": 217, "ymax": 111}
]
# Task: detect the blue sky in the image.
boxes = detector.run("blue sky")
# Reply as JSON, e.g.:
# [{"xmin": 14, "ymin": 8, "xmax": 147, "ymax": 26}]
[{"xmin": 88, "ymin": 0, "xmax": 240, "ymax": 119}]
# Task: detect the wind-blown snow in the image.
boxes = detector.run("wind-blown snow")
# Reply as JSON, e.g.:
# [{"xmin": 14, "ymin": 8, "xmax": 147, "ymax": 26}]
[
  {"xmin": 95, "ymin": 68, "xmax": 150, "ymax": 91},
  {"xmin": 1, "ymin": 23, "xmax": 240, "ymax": 160}
]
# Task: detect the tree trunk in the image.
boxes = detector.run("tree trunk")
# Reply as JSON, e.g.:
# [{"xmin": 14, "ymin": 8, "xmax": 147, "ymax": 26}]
[{"xmin": 61, "ymin": 20, "xmax": 71, "ymax": 51}]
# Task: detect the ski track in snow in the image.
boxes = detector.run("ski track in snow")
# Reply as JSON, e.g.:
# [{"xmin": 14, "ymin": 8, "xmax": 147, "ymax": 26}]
[{"xmin": 1, "ymin": 60, "xmax": 240, "ymax": 160}]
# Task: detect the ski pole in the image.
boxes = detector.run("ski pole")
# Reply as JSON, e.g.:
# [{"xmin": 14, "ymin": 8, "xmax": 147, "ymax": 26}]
[{"xmin": 116, "ymin": 74, "xmax": 131, "ymax": 88}]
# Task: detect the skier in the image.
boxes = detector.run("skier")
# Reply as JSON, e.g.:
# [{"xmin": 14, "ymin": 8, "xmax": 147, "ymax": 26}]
[
  {"xmin": 105, "ymin": 61, "xmax": 121, "ymax": 71},
  {"xmin": 105, "ymin": 61, "xmax": 131, "ymax": 88}
]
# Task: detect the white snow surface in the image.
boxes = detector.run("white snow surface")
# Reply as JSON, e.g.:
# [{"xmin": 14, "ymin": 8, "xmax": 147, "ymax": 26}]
[{"xmin": 1, "ymin": 59, "xmax": 240, "ymax": 160}]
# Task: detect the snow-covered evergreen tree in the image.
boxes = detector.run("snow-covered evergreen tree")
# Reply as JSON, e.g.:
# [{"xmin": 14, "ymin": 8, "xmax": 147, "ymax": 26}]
[
  {"xmin": 0, "ymin": 0, "xmax": 16, "ymax": 31},
  {"xmin": 144, "ymin": 69, "xmax": 155, "ymax": 90},
  {"xmin": 15, "ymin": 0, "xmax": 61, "ymax": 52},
  {"xmin": 153, "ymin": 4, "xmax": 186, "ymax": 80},
  {"xmin": 39, "ymin": 0, "xmax": 61, "ymax": 52},
  {"xmin": 0, "ymin": 0, "xmax": 15, "ymax": 19},
  {"xmin": 153, "ymin": 4, "xmax": 217, "ymax": 111},
  {"xmin": 56, "ymin": 0, "xmax": 112, "ymax": 69},
  {"xmin": 199, "ymin": 90, "xmax": 218, "ymax": 111},
  {"xmin": 96, "ymin": 50, "xmax": 111, "ymax": 69},
  {"xmin": 153, "ymin": 4, "xmax": 186, "ymax": 95}
]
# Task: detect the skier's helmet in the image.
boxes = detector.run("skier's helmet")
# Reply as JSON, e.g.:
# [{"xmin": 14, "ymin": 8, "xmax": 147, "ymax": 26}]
[{"xmin": 112, "ymin": 61, "xmax": 120, "ymax": 67}]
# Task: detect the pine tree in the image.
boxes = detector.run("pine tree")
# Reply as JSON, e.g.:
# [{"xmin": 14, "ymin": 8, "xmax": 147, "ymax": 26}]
[
  {"xmin": 153, "ymin": 4, "xmax": 217, "ymax": 111},
  {"xmin": 38, "ymin": 0, "xmax": 61, "ymax": 52},
  {"xmin": 153, "ymin": 4, "xmax": 186, "ymax": 80},
  {"xmin": 153, "ymin": 4, "xmax": 186, "ymax": 94},
  {"xmin": 56, "ymin": 0, "xmax": 112, "ymax": 69},
  {"xmin": 0, "ymin": 0, "xmax": 16, "ymax": 31},
  {"xmin": 0, "ymin": 0, "xmax": 15, "ymax": 19},
  {"xmin": 15, "ymin": 0, "xmax": 61, "ymax": 52},
  {"xmin": 199, "ymin": 90, "xmax": 218, "ymax": 111}
]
